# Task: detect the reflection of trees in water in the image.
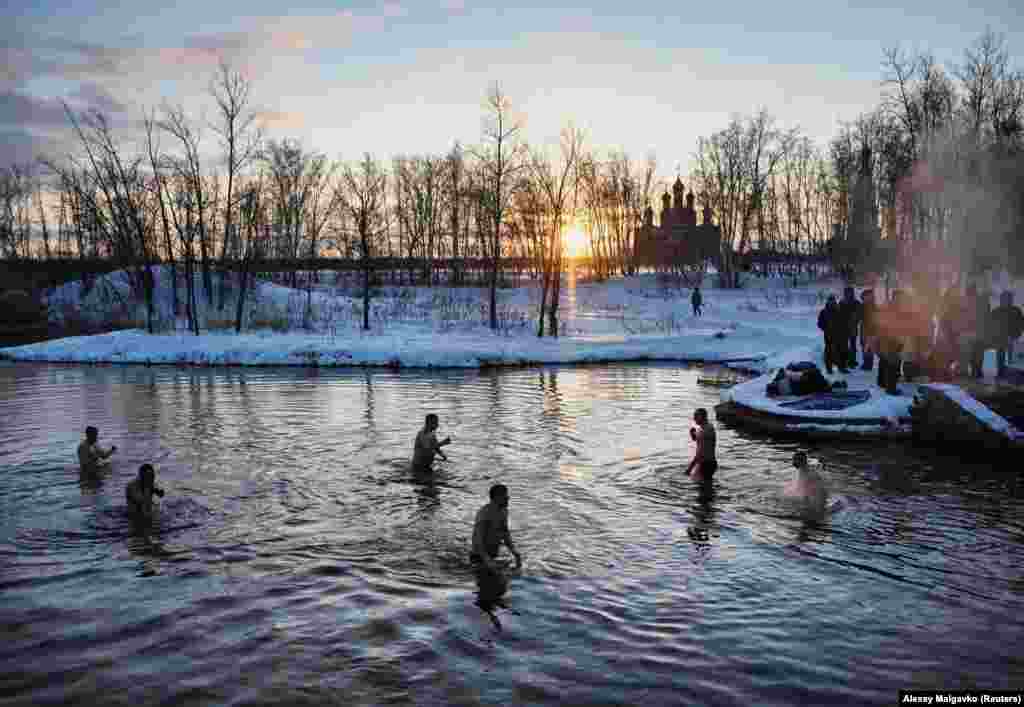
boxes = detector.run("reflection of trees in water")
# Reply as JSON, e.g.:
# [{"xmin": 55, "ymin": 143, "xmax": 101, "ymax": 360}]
[
  {"xmin": 362, "ymin": 370, "xmax": 377, "ymax": 441},
  {"xmin": 539, "ymin": 369, "xmax": 564, "ymax": 464}
]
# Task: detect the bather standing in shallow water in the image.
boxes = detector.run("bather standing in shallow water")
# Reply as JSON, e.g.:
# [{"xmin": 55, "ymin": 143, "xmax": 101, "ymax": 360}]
[
  {"xmin": 471, "ymin": 483, "xmax": 522, "ymax": 573},
  {"xmin": 77, "ymin": 426, "xmax": 116, "ymax": 472},
  {"xmin": 126, "ymin": 463, "xmax": 165, "ymax": 520},
  {"xmin": 782, "ymin": 452, "xmax": 828, "ymax": 518},
  {"xmin": 686, "ymin": 408, "xmax": 717, "ymax": 481},
  {"xmin": 412, "ymin": 413, "xmax": 451, "ymax": 472}
]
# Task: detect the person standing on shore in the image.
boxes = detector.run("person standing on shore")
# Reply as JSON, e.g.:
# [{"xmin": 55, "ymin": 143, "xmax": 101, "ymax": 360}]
[
  {"xmin": 77, "ymin": 426, "xmax": 117, "ymax": 472},
  {"xmin": 686, "ymin": 408, "xmax": 717, "ymax": 481},
  {"xmin": 691, "ymin": 287, "xmax": 703, "ymax": 317},
  {"xmin": 876, "ymin": 290, "xmax": 905, "ymax": 394},
  {"xmin": 860, "ymin": 289, "xmax": 878, "ymax": 371},
  {"xmin": 971, "ymin": 286, "xmax": 992, "ymax": 379},
  {"xmin": 818, "ymin": 295, "xmax": 848, "ymax": 375},
  {"xmin": 839, "ymin": 286, "xmax": 862, "ymax": 369},
  {"xmin": 991, "ymin": 291, "xmax": 1024, "ymax": 378}
]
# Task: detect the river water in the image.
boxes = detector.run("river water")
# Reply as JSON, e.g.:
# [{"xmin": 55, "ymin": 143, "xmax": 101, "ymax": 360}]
[{"xmin": 2, "ymin": 362, "xmax": 1022, "ymax": 706}]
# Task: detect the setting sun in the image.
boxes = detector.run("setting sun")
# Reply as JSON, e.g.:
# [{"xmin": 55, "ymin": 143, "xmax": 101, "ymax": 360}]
[{"xmin": 563, "ymin": 224, "xmax": 590, "ymax": 258}]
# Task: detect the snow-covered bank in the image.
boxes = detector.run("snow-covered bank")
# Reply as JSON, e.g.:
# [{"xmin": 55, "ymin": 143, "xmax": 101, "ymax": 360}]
[
  {"xmin": 1, "ymin": 269, "xmax": 829, "ymax": 371},
  {"xmin": 2, "ymin": 268, "xmax": 1020, "ymax": 388}
]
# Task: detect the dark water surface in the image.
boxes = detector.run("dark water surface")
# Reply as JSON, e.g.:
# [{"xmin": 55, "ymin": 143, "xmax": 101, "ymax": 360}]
[{"xmin": 2, "ymin": 362, "xmax": 1023, "ymax": 706}]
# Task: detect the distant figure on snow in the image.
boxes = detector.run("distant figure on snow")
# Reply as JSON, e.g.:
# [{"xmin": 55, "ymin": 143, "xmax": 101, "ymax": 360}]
[
  {"xmin": 77, "ymin": 426, "xmax": 116, "ymax": 472},
  {"xmin": 782, "ymin": 451, "xmax": 828, "ymax": 519},
  {"xmin": 691, "ymin": 286, "xmax": 703, "ymax": 317},
  {"xmin": 686, "ymin": 408, "xmax": 717, "ymax": 481},
  {"xmin": 126, "ymin": 463, "xmax": 164, "ymax": 519},
  {"xmin": 412, "ymin": 413, "xmax": 451, "ymax": 471},
  {"xmin": 471, "ymin": 483, "xmax": 522, "ymax": 573}
]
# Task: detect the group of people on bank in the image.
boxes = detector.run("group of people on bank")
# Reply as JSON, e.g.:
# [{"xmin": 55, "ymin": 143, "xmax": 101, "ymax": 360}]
[{"xmin": 818, "ymin": 284, "xmax": 1024, "ymax": 393}]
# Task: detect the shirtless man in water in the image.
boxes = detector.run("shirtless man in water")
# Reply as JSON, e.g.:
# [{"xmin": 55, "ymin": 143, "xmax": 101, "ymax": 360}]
[
  {"xmin": 471, "ymin": 484, "xmax": 522, "ymax": 573},
  {"xmin": 126, "ymin": 463, "xmax": 165, "ymax": 519},
  {"xmin": 686, "ymin": 408, "xmax": 717, "ymax": 481},
  {"xmin": 412, "ymin": 413, "xmax": 451, "ymax": 471},
  {"xmin": 783, "ymin": 452, "xmax": 828, "ymax": 517},
  {"xmin": 77, "ymin": 426, "xmax": 116, "ymax": 471}
]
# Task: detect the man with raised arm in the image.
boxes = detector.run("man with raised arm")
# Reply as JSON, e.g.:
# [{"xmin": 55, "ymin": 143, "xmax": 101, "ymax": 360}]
[
  {"xmin": 412, "ymin": 413, "xmax": 451, "ymax": 471},
  {"xmin": 126, "ymin": 463, "xmax": 165, "ymax": 519},
  {"xmin": 77, "ymin": 426, "xmax": 116, "ymax": 471}
]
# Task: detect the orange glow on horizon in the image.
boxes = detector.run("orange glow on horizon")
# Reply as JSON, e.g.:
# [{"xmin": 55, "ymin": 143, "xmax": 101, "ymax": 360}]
[{"xmin": 563, "ymin": 223, "xmax": 590, "ymax": 258}]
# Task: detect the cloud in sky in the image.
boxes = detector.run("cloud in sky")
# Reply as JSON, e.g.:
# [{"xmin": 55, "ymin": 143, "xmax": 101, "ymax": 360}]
[{"xmin": 3, "ymin": 0, "xmax": 1023, "ymax": 170}]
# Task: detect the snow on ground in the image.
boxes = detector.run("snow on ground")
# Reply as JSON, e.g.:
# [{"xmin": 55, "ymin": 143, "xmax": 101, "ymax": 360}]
[
  {"xmin": 1, "ymin": 267, "xmax": 829, "ymax": 371},
  {"xmin": 3, "ymin": 267, "xmax": 1022, "ymax": 434},
  {"xmin": 721, "ymin": 367, "xmax": 917, "ymax": 425}
]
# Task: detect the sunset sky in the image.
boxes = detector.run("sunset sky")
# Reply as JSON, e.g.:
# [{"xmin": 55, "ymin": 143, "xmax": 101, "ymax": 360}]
[{"xmin": 4, "ymin": 0, "xmax": 1023, "ymax": 174}]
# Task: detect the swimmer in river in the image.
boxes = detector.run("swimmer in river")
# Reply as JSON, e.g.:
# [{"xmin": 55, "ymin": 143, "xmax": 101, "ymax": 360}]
[
  {"xmin": 126, "ymin": 463, "xmax": 165, "ymax": 519},
  {"xmin": 686, "ymin": 408, "xmax": 717, "ymax": 481},
  {"xmin": 471, "ymin": 484, "xmax": 522, "ymax": 574},
  {"xmin": 77, "ymin": 426, "xmax": 117, "ymax": 472},
  {"xmin": 412, "ymin": 413, "xmax": 451, "ymax": 471},
  {"xmin": 782, "ymin": 451, "xmax": 828, "ymax": 518}
]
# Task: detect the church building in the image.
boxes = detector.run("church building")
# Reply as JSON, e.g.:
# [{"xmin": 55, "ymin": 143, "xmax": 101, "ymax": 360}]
[{"xmin": 634, "ymin": 176, "xmax": 721, "ymax": 269}]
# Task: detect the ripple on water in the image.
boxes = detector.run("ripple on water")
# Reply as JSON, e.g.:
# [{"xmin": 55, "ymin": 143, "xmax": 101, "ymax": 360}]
[{"xmin": 2, "ymin": 362, "xmax": 1024, "ymax": 706}]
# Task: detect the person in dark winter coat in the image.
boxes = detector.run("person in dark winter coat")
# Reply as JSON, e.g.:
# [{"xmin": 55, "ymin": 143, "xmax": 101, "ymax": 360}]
[
  {"xmin": 934, "ymin": 285, "xmax": 962, "ymax": 380},
  {"xmin": 971, "ymin": 287, "xmax": 992, "ymax": 379},
  {"xmin": 860, "ymin": 289, "xmax": 878, "ymax": 371},
  {"xmin": 955, "ymin": 285, "xmax": 980, "ymax": 378},
  {"xmin": 818, "ymin": 295, "xmax": 848, "ymax": 374},
  {"xmin": 691, "ymin": 287, "xmax": 703, "ymax": 317},
  {"xmin": 838, "ymin": 286, "xmax": 862, "ymax": 368},
  {"xmin": 991, "ymin": 291, "xmax": 1024, "ymax": 378},
  {"xmin": 875, "ymin": 290, "xmax": 906, "ymax": 393}
]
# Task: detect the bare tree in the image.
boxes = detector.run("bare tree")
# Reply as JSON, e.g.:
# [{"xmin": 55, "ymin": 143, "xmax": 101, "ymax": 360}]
[
  {"xmin": 473, "ymin": 82, "xmax": 526, "ymax": 329},
  {"xmin": 63, "ymin": 106, "xmax": 159, "ymax": 331},
  {"xmin": 339, "ymin": 154, "xmax": 388, "ymax": 331},
  {"xmin": 160, "ymin": 103, "xmax": 215, "ymax": 307},
  {"xmin": 528, "ymin": 125, "xmax": 582, "ymax": 337},
  {"xmin": 210, "ymin": 59, "xmax": 263, "ymax": 309},
  {"xmin": 0, "ymin": 163, "xmax": 35, "ymax": 259}
]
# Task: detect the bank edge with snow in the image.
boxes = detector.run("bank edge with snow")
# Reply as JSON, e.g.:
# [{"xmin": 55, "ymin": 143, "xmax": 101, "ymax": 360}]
[{"xmin": 0, "ymin": 328, "xmax": 777, "ymax": 370}]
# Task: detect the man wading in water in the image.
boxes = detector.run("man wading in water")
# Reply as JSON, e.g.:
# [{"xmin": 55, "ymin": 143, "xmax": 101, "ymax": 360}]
[
  {"xmin": 126, "ymin": 463, "xmax": 165, "ymax": 520},
  {"xmin": 686, "ymin": 408, "xmax": 717, "ymax": 481},
  {"xmin": 782, "ymin": 452, "xmax": 828, "ymax": 519},
  {"xmin": 471, "ymin": 484, "xmax": 522, "ymax": 573},
  {"xmin": 412, "ymin": 413, "xmax": 451, "ymax": 472},
  {"xmin": 77, "ymin": 426, "xmax": 117, "ymax": 472}
]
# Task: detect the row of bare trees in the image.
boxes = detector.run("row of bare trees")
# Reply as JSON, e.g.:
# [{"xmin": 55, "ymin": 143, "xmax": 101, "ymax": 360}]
[
  {"xmin": 685, "ymin": 29, "xmax": 1024, "ymax": 286},
  {"xmin": 827, "ymin": 29, "xmax": 1024, "ymax": 279},
  {"xmin": 6, "ymin": 29, "xmax": 1020, "ymax": 330},
  {"xmin": 3, "ymin": 69, "xmax": 658, "ymax": 336}
]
